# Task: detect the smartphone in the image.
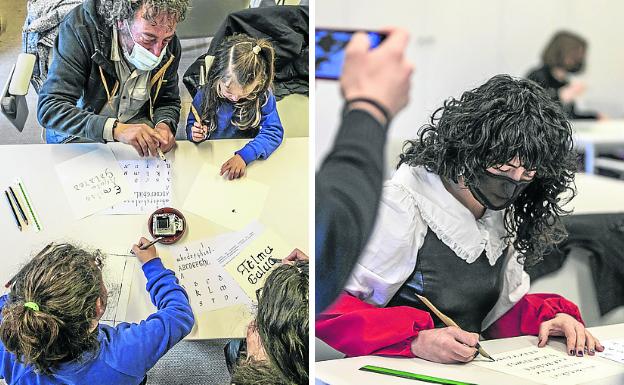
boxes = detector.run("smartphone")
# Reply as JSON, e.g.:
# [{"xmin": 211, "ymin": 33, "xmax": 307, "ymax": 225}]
[{"xmin": 315, "ymin": 28, "xmax": 387, "ymax": 80}]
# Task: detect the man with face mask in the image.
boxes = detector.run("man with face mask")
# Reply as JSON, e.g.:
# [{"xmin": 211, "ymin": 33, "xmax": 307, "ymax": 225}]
[
  {"xmin": 317, "ymin": 75, "xmax": 605, "ymax": 364},
  {"xmin": 526, "ymin": 30, "xmax": 605, "ymax": 120},
  {"xmin": 38, "ymin": 0, "xmax": 189, "ymax": 156}
]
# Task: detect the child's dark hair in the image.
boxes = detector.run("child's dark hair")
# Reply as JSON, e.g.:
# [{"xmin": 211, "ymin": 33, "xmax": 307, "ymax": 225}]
[
  {"xmin": 0, "ymin": 243, "xmax": 105, "ymax": 374},
  {"xmin": 200, "ymin": 34, "xmax": 276, "ymax": 134},
  {"xmin": 398, "ymin": 75, "xmax": 577, "ymax": 267},
  {"xmin": 232, "ymin": 261, "xmax": 309, "ymax": 385}
]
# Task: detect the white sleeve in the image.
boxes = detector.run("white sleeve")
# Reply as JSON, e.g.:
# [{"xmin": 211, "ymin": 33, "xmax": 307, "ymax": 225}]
[
  {"xmin": 344, "ymin": 182, "xmax": 428, "ymax": 307},
  {"xmin": 481, "ymin": 247, "xmax": 531, "ymax": 331}
]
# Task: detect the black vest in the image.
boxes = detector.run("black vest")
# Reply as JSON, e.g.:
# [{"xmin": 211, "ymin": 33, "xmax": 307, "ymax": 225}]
[{"xmin": 387, "ymin": 228, "xmax": 507, "ymax": 332}]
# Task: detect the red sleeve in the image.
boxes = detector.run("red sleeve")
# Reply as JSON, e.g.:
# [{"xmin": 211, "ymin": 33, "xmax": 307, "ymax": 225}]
[
  {"xmin": 485, "ymin": 293, "xmax": 584, "ymax": 339},
  {"xmin": 315, "ymin": 292, "xmax": 435, "ymax": 357}
]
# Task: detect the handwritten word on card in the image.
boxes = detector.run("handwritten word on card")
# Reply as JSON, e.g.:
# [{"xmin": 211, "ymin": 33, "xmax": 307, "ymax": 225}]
[
  {"xmin": 224, "ymin": 229, "xmax": 292, "ymax": 300},
  {"xmin": 171, "ymin": 237, "xmax": 250, "ymax": 314},
  {"xmin": 55, "ymin": 148, "xmax": 130, "ymax": 219},
  {"xmin": 598, "ymin": 339, "xmax": 624, "ymax": 365},
  {"xmin": 182, "ymin": 164, "xmax": 270, "ymax": 230},
  {"xmin": 473, "ymin": 346, "xmax": 623, "ymax": 384},
  {"xmin": 106, "ymin": 159, "xmax": 172, "ymax": 214}
]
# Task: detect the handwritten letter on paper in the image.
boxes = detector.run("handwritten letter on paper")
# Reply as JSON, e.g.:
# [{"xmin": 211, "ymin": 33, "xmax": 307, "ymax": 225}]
[
  {"xmin": 182, "ymin": 164, "xmax": 270, "ymax": 230},
  {"xmin": 598, "ymin": 339, "xmax": 624, "ymax": 365},
  {"xmin": 55, "ymin": 147, "xmax": 130, "ymax": 219},
  {"xmin": 224, "ymin": 229, "xmax": 292, "ymax": 300},
  {"xmin": 107, "ymin": 159, "xmax": 172, "ymax": 214},
  {"xmin": 473, "ymin": 346, "xmax": 623, "ymax": 384},
  {"xmin": 171, "ymin": 237, "xmax": 250, "ymax": 314}
]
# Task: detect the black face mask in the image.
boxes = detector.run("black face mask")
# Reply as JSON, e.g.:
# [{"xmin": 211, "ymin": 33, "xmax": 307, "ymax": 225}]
[
  {"xmin": 467, "ymin": 170, "xmax": 532, "ymax": 211},
  {"xmin": 567, "ymin": 59, "xmax": 585, "ymax": 74}
]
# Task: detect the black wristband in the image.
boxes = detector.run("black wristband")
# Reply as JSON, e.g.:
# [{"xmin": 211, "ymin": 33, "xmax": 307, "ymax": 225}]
[{"xmin": 343, "ymin": 97, "xmax": 392, "ymax": 127}]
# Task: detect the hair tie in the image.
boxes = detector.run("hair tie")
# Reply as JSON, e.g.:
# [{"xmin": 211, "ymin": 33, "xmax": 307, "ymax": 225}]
[
  {"xmin": 252, "ymin": 45, "xmax": 261, "ymax": 55},
  {"xmin": 24, "ymin": 302, "xmax": 40, "ymax": 311}
]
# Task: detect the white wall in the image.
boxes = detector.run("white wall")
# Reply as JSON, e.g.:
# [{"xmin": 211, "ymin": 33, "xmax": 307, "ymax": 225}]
[{"xmin": 315, "ymin": 0, "xmax": 624, "ymax": 167}]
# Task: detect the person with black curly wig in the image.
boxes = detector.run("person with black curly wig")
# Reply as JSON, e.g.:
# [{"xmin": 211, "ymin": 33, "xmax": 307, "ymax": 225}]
[{"xmin": 317, "ymin": 75, "xmax": 604, "ymax": 364}]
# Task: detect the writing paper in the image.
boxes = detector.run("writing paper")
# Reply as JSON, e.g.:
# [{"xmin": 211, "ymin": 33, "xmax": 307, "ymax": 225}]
[
  {"xmin": 171, "ymin": 235, "xmax": 251, "ymax": 314},
  {"xmin": 101, "ymin": 254, "xmax": 136, "ymax": 326},
  {"xmin": 473, "ymin": 346, "xmax": 623, "ymax": 384},
  {"xmin": 105, "ymin": 159, "xmax": 172, "ymax": 214},
  {"xmin": 182, "ymin": 164, "xmax": 270, "ymax": 230},
  {"xmin": 55, "ymin": 148, "xmax": 130, "ymax": 219},
  {"xmin": 224, "ymin": 228, "xmax": 293, "ymax": 300},
  {"xmin": 598, "ymin": 339, "xmax": 624, "ymax": 365}
]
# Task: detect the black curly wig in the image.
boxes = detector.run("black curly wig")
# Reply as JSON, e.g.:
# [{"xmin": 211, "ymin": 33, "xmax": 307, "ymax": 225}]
[{"xmin": 398, "ymin": 75, "xmax": 577, "ymax": 266}]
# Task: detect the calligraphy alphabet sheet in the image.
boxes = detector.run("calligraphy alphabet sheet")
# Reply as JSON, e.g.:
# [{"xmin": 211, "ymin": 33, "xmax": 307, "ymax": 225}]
[
  {"xmin": 598, "ymin": 339, "xmax": 624, "ymax": 365},
  {"xmin": 55, "ymin": 147, "xmax": 130, "ymax": 219},
  {"xmin": 106, "ymin": 159, "xmax": 172, "ymax": 214},
  {"xmin": 473, "ymin": 346, "xmax": 623, "ymax": 384}
]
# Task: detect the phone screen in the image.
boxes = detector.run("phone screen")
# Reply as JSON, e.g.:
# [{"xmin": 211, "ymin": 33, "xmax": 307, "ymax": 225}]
[{"xmin": 315, "ymin": 29, "xmax": 386, "ymax": 80}]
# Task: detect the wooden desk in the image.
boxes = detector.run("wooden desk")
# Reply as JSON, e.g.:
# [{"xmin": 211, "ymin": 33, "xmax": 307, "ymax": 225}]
[
  {"xmin": 0, "ymin": 139, "xmax": 308, "ymax": 339},
  {"xmin": 316, "ymin": 323, "xmax": 624, "ymax": 385},
  {"xmin": 573, "ymin": 120, "xmax": 624, "ymax": 174}
]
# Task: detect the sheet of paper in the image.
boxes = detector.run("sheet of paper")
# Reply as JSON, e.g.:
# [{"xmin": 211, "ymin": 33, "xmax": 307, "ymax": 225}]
[
  {"xmin": 224, "ymin": 228, "xmax": 293, "ymax": 300},
  {"xmin": 101, "ymin": 254, "xmax": 136, "ymax": 326},
  {"xmin": 598, "ymin": 339, "xmax": 624, "ymax": 365},
  {"xmin": 55, "ymin": 147, "xmax": 130, "ymax": 219},
  {"xmin": 473, "ymin": 346, "xmax": 623, "ymax": 384},
  {"xmin": 105, "ymin": 159, "xmax": 172, "ymax": 214},
  {"xmin": 182, "ymin": 164, "xmax": 270, "ymax": 230},
  {"xmin": 171, "ymin": 236, "xmax": 251, "ymax": 314}
]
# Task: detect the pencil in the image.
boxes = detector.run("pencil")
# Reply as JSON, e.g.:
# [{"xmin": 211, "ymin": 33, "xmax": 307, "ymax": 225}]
[
  {"xmin": 359, "ymin": 365, "xmax": 478, "ymax": 385},
  {"xmin": 190, "ymin": 104, "xmax": 208, "ymax": 139},
  {"xmin": 16, "ymin": 178, "xmax": 41, "ymax": 232},
  {"xmin": 268, "ymin": 257, "xmax": 282, "ymax": 263},
  {"xmin": 8, "ymin": 186, "xmax": 28, "ymax": 225},
  {"xmin": 415, "ymin": 294, "xmax": 495, "ymax": 362},
  {"xmin": 5, "ymin": 190, "xmax": 21, "ymax": 231}
]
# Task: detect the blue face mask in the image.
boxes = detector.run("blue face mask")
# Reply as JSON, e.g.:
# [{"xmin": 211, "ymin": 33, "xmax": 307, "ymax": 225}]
[{"xmin": 124, "ymin": 20, "xmax": 167, "ymax": 71}]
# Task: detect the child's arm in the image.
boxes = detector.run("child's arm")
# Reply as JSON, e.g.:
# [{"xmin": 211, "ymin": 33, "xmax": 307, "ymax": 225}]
[
  {"xmin": 101, "ymin": 241, "xmax": 195, "ymax": 378},
  {"xmin": 186, "ymin": 92, "xmax": 208, "ymax": 143},
  {"xmin": 235, "ymin": 92, "xmax": 284, "ymax": 164}
]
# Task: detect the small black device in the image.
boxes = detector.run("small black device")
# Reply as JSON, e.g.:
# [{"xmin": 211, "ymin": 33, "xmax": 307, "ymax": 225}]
[
  {"xmin": 315, "ymin": 28, "xmax": 387, "ymax": 80},
  {"xmin": 152, "ymin": 212, "xmax": 184, "ymax": 236}
]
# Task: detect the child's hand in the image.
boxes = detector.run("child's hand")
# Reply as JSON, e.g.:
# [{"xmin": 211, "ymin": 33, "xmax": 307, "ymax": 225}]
[
  {"xmin": 221, "ymin": 155, "xmax": 247, "ymax": 180},
  {"xmin": 131, "ymin": 237, "xmax": 159, "ymax": 264},
  {"xmin": 191, "ymin": 121, "xmax": 208, "ymax": 142},
  {"xmin": 283, "ymin": 248, "xmax": 309, "ymax": 264}
]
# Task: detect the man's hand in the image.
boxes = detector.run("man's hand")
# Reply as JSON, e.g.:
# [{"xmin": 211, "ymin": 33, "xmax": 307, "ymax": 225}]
[
  {"xmin": 538, "ymin": 313, "xmax": 604, "ymax": 356},
  {"xmin": 411, "ymin": 327, "xmax": 480, "ymax": 364},
  {"xmin": 340, "ymin": 28, "xmax": 413, "ymax": 125},
  {"xmin": 283, "ymin": 248, "xmax": 309, "ymax": 264},
  {"xmin": 154, "ymin": 122, "xmax": 176, "ymax": 153},
  {"xmin": 220, "ymin": 154, "xmax": 247, "ymax": 180},
  {"xmin": 559, "ymin": 81, "xmax": 586, "ymax": 104},
  {"xmin": 114, "ymin": 122, "xmax": 162, "ymax": 157},
  {"xmin": 190, "ymin": 121, "xmax": 208, "ymax": 142},
  {"xmin": 131, "ymin": 237, "xmax": 159, "ymax": 264}
]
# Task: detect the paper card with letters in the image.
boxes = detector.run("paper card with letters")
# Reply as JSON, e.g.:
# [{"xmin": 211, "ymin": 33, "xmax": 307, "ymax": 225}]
[
  {"xmin": 100, "ymin": 254, "xmax": 136, "ymax": 326},
  {"xmin": 473, "ymin": 346, "xmax": 623, "ymax": 384},
  {"xmin": 597, "ymin": 339, "xmax": 624, "ymax": 365},
  {"xmin": 55, "ymin": 147, "xmax": 130, "ymax": 219}
]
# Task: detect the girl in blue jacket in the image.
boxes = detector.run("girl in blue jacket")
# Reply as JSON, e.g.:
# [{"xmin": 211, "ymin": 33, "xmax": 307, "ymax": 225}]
[
  {"xmin": 187, "ymin": 34, "xmax": 284, "ymax": 179},
  {"xmin": 0, "ymin": 240, "xmax": 194, "ymax": 385}
]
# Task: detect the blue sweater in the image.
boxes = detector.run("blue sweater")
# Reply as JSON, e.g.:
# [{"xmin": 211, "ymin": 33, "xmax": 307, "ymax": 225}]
[
  {"xmin": 0, "ymin": 258, "xmax": 194, "ymax": 385},
  {"xmin": 186, "ymin": 91, "xmax": 284, "ymax": 165}
]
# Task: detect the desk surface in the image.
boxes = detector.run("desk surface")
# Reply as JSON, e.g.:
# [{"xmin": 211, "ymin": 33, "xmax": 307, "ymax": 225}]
[
  {"xmin": 573, "ymin": 119, "xmax": 624, "ymax": 147},
  {"xmin": 316, "ymin": 323, "xmax": 624, "ymax": 385},
  {"xmin": 566, "ymin": 173, "xmax": 624, "ymax": 214},
  {"xmin": 0, "ymin": 139, "xmax": 308, "ymax": 339}
]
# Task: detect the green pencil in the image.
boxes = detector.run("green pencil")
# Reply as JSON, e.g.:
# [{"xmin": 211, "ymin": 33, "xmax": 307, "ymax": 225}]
[
  {"xmin": 359, "ymin": 365, "xmax": 478, "ymax": 385},
  {"xmin": 16, "ymin": 178, "xmax": 41, "ymax": 232}
]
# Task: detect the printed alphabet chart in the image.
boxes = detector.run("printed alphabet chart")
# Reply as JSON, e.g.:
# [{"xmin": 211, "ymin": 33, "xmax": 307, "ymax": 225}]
[
  {"xmin": 171, "ymin": 235, "xmax": 250, "ymax": 314},
  {"xmin": 473, "ymin": 346, "xmax": 623, "ymax": 384},
  {"xmin": 55, "ymin": 147, "xmax": 130, "ymax": 219},
  {"xmin": 598, "ymin": 339, "xmax": 624, "ymax": 365},
  {"xmin": 105, "ymin": 159, "xmax": 172, "ymax": 214}
]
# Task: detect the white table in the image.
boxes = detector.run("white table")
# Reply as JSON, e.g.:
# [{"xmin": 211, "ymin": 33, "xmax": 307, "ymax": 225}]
[
  {"xmin": 564, "ymin": 173, "xmax": 624, "ymax": 214},
  {"xmin": 0, "ymin": 139, "xmax": 308, "ymax": 339},
  {"xmin": 572, "ymin": 120, "xmax": 624, "ymax": 174},
  {"xmin": 316, "ymin": 323, "xmax": 624, "ymax": 385}
]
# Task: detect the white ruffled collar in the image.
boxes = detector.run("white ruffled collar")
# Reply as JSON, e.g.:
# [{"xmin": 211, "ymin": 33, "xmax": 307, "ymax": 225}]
[{"xmin": 388, "ymin": 164, "xmax": 509, "ymax": 265}]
